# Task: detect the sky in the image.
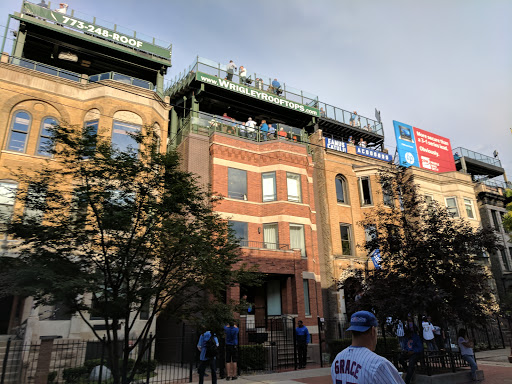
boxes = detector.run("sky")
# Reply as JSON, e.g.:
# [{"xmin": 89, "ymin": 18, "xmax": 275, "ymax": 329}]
[{"xmin": 1, "ymin": 0, "xmax": 511, "ymax": 177}]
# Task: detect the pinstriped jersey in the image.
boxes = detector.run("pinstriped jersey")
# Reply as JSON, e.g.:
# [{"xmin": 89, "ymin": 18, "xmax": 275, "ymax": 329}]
[{"xmin": 331, "ymin": 346, "xmax": 404, "ymax": 384}]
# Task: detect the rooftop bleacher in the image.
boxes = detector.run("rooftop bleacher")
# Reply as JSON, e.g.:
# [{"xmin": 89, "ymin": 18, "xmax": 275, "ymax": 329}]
[{"xmin": 452, "ymin": 147, "xmax": 502, "ymax": 167}]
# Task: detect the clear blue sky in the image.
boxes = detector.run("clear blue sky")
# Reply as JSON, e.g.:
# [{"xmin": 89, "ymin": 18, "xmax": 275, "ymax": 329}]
[{"xmin": 1, "ymin": 0, "xmax": 511, "ymax": 177}]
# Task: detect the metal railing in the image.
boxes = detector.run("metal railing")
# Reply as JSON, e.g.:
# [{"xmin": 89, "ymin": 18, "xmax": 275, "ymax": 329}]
[
  {"xmin": 474, "ymin": 178, "xmax": 512, "ymax": 190},
  {"xmin": 174, "ymin": 113, "xmax": 309, "ymax": 148},
  {"xmin": 239, "ymin": 240, "xmax": 290, "ymax": 251},
  {"xmin": 89, "ymin": 71, "xmax": 154, "ymax": 90},
  {"xmin": 21, "ymin": 1, "xmax": 172, "ymax": 54},
  {"xmin": 317, "ymin": 102, "xmax": 384, "ymax": 136},
  {"xmin": 166, "ymin": 56, "xmax": 319, "ymax": 107},
  {"xmin": 9, "ymin": 56, "xmax": 81, "ymax": 82},
  {"xmin": 452, "ymin": 147, "xmax": 502, "ymax": 167}
]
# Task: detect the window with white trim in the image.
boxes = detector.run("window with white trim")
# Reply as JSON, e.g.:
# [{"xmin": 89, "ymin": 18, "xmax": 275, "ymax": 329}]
[
  {"xmin": 335, "ymin": 174, "xmax": 348, "ymax": 204},
  {"xmin": 358, "ymin": 176, "xmax": 373, "ymax": 206},
  {"xmin": 340, "ymin": 224, "xmax": 352, "ymax": 255},
  {"xmin": 262, "ymin": 172, "xmax": 276, "ymax": 202},
  {"xmin": 464, "ymin": 198, "xmax": 475, "ymax": 219},
  {"xmin": 290, "ymin": 223, "xmax": 306, "ymax": 257},
  {"xmin": 7, "ymin": 111, "xmax": 31, "ymax": 152},
  {"xmin": 228, "ymin": 168, "xmax": 247, "ymax": 200},
  {"xmin": 445, "ymin": 197, "xmax": 459, "ymax": 217},
  {"xmin": 287, "ymin": 173, "xmax": 302, "ymax": 203},
  {"xmin": 263, "ymin": 223, "xmax": 279, "ymax": 249}
]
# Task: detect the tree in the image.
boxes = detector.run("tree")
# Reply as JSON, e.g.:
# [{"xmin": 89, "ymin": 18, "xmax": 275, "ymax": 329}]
[
  {"xmin": 503, "ymin": 189, "xmax": 512, "ymax": 233},
  {"xmin": 3, "ymin": 123, "xmax": 256, "ymax": 384},
  {"xmin": 353, "ymin": 166, "xmax": 499, "ymax": 326}
]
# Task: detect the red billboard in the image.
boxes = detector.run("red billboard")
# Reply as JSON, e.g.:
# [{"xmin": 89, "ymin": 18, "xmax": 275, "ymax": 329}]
[{"xmin": 412, "ymin": 127, "xmax": 456, "ymax": 173}]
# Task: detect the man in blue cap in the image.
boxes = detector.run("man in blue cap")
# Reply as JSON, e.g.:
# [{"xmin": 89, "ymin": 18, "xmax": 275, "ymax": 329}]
[{"xmin": 331, "ymin": 311, "xmax": 404, "ymax": 384}]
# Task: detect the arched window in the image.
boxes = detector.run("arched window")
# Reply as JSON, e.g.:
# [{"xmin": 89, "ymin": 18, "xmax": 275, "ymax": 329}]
[
  {"xmin": 37, "ymin": 117, "xmax": 58, "ymax": 156},
  {"xmin": 7, "ymin": 111, "xmax": 31, "ymax": 152},
  {"xmin": 335, "ymin": 174, "xmax": 348, "ymax": 204},
  {"xmin": 112, "ymin": 111, "xmax": 142, "ymax": 154}
]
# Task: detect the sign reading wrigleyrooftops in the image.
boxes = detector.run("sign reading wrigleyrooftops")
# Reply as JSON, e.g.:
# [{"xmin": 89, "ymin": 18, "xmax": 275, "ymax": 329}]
[
  {"xmin": 325, "ymin": 138, "xmax": 392, "ymax": 162},
  {"xmin": 196, "ymin": 72, "xmax": 320, "ymax": 117},
  {"xmin": 22, "ymin": 2, "xmax": 171, "ymax": 60}
]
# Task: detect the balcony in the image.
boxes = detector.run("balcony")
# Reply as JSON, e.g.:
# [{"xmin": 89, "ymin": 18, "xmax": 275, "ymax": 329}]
[
  {"xmin": 89, "ymin": 72, "xmax": 154, "ymax": 90},
  {"xmin": 174, "ymin": 113, "xmax": 310, "ymax": 148},
  {"xmin": 317, "ymin": 102, "xmax": 384, "ymax": 136},
  {"xmin": 166, "ymin": 56, "xmax": 319, "ymax": 108},
  {"xmin": 239, "ymin": 240, "xmax": 290, "ymax": 251},
  {"xmin": 453, "ymin": 147, "xmax": 505, "ymax": 178}
]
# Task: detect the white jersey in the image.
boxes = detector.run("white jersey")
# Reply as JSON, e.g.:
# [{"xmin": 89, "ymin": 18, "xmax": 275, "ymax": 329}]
[{"xmin": 331, "ymin": 346, "xmax": 404, "ymax": 384}]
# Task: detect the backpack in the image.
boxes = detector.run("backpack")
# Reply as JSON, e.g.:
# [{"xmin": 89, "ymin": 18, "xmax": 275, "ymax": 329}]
[{"xmin": 204, "ymin": 333, "xmax": 218, "ymax": 359}]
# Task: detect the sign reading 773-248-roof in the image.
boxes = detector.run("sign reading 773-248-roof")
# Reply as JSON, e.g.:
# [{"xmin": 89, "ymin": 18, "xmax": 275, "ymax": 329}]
[{"xmin": 196, "ymin": 72, "xmax": 319, "ymax": 117}]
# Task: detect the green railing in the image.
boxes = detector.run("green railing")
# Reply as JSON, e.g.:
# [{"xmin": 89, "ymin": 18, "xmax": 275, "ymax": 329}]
[
  {"xmin": 174, "ymin": 113, "xmax": 309, "ymax": 148},
  {"xmin": 166, "ymin": 56, "xmax": 319, "ymax": 107},
  {"xmin": 9, "ymin": 56, "xmax": 82, "ymax": 82},
  {"xmin": 89, "ymin": 72, "xmax": 154, "ymax": 90}
]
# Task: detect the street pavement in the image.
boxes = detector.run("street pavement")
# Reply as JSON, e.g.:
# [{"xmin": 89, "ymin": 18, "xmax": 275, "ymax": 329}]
[{"xmin": 211, "ymin": 348, "xmax": 512, "ymax": 384}]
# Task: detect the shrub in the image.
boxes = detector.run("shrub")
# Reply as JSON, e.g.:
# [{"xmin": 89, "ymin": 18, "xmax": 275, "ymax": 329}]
[
  {"xmin": 47, "ymin": 371, "xmax": 57, "ymax": 384},
  {"xmin": 136, "ymin": 359, "xmax": 157, "ymax": 374},
  {"xmin": 62, "ymin": 366, "xmax": 88, "ymax": 383},
  {"xmin": 239, "ymin": 345, "xmax": 266, "ymax": 371}
]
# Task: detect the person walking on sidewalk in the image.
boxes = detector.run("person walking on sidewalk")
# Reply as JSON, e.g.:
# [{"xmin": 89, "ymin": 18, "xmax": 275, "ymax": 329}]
[
  {"xmin": 398, "ymin": 327, "xmax": 423, "ymax": 384},
  {"xmin": 224, "ymin": 322, "xmax": 239, "ymax": 381},
  {"xmin": 331, "ymin": 311, "xmax": 405, "ymax": 384},
  {"xmin": 295, "ymin": 320, "xmax": 310, "ymax": 369},
  {"xmin": 197, "ymin": 330, "xmax": 219, "ymax": 384}
]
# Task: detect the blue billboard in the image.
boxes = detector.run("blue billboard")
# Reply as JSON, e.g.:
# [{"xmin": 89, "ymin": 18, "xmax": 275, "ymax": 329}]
[{"xmin": 393, "ymin": 120, "xmax": 419, "ymax": 168}]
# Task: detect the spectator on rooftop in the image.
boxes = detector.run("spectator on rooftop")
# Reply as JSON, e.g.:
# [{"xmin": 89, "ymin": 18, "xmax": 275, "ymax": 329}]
[
  {"xmin": 320, "ymin": 108, "xmax": 326, "ymax": 118},
  {"xmin": 255, "ymin": 78, "xmax": 263, "ymax": 90},
  {"xmin": 358, "ymin": 138, "xmax": 367, "ymax": 148},
  {"xmin": 246, "ymin": 117, "xmax": 256, "ymax": 140},
  {"xmin": 37, "ymin": 0, "xmax": 48, "ymax": 8},
  {"xmin": 239, "ymin": 66, "xmax": 247, "ymax": 85},
  {"xmin": 357, "ymin": 117, "xmax": 362, "ymax": 128},
  {"xmin": 348, "ymin": 136, "xmax": 354, "ymax": 145},
  {"xmin": 268, "ymin": 124, "xmax": 276, "ymax": 139},
  {"xmin": 226, "ymin": 60, "xmax": 237, "ymax": 81},
  {"xmin": 278, "ymin": 127, "xmax": 288, "ymax": 139},
  {"xmin": 349, "ymin": 111, "xmax": 357, "ymax": 127},
  {"xmin": 271, "ymin": 78, "xmax": 282, "ymax": 95},
  {"xmin": 55, "ymin": 3, "xmax": 68, "ymax": 14},
  {"xmin": 260, "ymin": 120, "xmax": 269, "ymax": 141}
]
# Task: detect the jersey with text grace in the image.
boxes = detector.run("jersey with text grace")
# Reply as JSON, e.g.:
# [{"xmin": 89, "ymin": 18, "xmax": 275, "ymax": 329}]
[{"xmin": 331, "ymin": 346, "xmax": 404, "ymax": 384}]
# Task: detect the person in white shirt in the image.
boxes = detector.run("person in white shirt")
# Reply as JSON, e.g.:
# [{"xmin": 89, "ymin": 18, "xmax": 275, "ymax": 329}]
[
  {"xmin": 55, "ymin": 3, "xmax": 68, "ymax": 14},
  {"xmin": 331, "ymin": 311, "xmax": 404, "ymax": 384},
  {"xmin": 458, "ymin": 329, "xmax": 478, "ymax": 381},
  {"xmin": 421, "ymin": 316, "xmax": 437, "ymax": 351},
  {"xmin": 239, "ymin": 66, "xmax": 247, "ymax": 85},
  {"xmin": 226, "ymin": 60, "xmax": 236, "ymax": 81},
  {"xmin": 246, "ymin": 117, "xmax": 256, "ymax": 140}
]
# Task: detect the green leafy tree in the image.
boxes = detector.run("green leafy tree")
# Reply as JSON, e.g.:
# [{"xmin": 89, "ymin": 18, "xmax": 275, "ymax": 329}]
[
  {"xmin": 3, "ymin": 123, "xmax": 256, "ymax": 384},
  {"xmin": 503, "ymin": 189, "xmax": 512, "ymax": 233},
  {"xmin": 353, "ymin": 166, "xmax": 499, "ymax": 325}
]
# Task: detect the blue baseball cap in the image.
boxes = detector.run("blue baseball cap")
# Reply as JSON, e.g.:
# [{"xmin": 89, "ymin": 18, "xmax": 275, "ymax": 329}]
[{"xmin": 347, "ymin": 311, "xmax": 378, "ymax": 332}]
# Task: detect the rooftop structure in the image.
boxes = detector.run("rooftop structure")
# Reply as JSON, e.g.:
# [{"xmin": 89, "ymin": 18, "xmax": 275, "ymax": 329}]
[
  {"xmin": 4, "ymin": 1, "xmax": 172, "ymax": 94},
  {"xmin": 452, "ymin": 147, "xmax": 505, "ymax": 178}
]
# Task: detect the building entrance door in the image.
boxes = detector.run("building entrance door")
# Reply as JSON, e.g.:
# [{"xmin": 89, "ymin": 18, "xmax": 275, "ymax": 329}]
[{"xmin": 266, "ymin": 279, "xmax": 282, "ymax": 316}]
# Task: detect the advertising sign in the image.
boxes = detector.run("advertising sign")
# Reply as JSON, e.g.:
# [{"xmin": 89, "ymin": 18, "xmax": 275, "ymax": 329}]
[
  {"xmin": 393, "ymin": 121, "xmax": 455, "ymax": 173},
  {"xmin": 355, "ymin": 146, "xmax": 392, "ymax": 162},
  {"xmin": 22, "ymin": 2, "xmax": 171, "ymax": 60},
  {"xmin": 325, "ymin": 138, "xmax": 347, "ymax": 153},
  {"xmin": 196, "ymin": 72, "xmax": 320, "ymax": 117}
]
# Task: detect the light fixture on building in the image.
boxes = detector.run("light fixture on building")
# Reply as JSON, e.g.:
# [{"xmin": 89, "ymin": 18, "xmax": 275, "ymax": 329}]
[{"xmin": 58, "ymin": 51, "xmax": 78, "ymax": 62}]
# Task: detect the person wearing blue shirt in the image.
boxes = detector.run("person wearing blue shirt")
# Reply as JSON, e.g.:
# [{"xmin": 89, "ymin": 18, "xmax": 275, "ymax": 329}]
[
  {"xmin": 271, "ymin": 78, "xmax": 281, "ymax": 95},
  {"xmin": 197, "ymin": 330, "xmax": 219, "ymax": 384},
  {"xmin": 295, "ymin": 320, "xmax": 310, "ymax": 369},
  {"xmin": 259, "ymin": 120, "xmax": 269, "ymax": 141},
  {"xmin": 399, "ymin": 328, "xmax": 424, "ymax": 384},
  {"xmin": 224, "ymin": 322, "xmax": 239, "ymax": 380}
]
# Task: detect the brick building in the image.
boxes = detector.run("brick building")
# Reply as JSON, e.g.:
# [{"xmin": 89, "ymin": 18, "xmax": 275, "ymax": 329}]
[{"xmin": 0, "ymin": 1, "xmax": 171, "ymax": 339}]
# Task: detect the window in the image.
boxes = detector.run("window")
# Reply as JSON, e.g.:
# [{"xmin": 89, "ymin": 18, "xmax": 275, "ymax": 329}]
[
  {"xmin": 112, "ymin": 120, "xmax": 140, "ymax": 153},
  {"xmin": 491, "ymin": 210, "xmax": 501, "ymax": 230},
  {"xmin": 335, "ymin": 175, "xmax": 348, "ymax": 204},
  {"xmin": 303, "ymin": 280, "xmax": 311, "ymax": 316},
  {"xmin": 7, "ymin": 111, "xmax": 31, "ymax": 152},
  {"xmin": 228, "ymin": 220, "xmax": 248, "ymax": 246},
  {"xmin": 23, "ymin": 183, "xmax": 47, "ymax": 225},
  {"xmin": 263, "ymin": 223, "xmax": 279, "ymax": 249},
  {"xmin": 0, "ymin": 182, "xmax": 18, "ymax": 231},
  {"xmin": 381, "ymin": 181, "xmax": 394, "ymax": 207},
  {"xmin": 102, "ymin": 190, "xmax": 135, "ymax": 231},
  {"xmin": 228, "ymin": 168, "xmax": 247, "ymax": 200},
  {"xmin": 445, "ymin": 197, "xmax": 459, "ymax": 217},
  {"xmin": 287, "ymin": 173, "xmax": 302, "ymax": 203},
  {"xmin": 464, "ymin": 198, "xmax": 475, "ymax": 219},
  {"xmin": 37, "ymin": 117, "xmax": 58, "ymax": 156},
  {"xmin": 82, "ymin": 120, "xmax": 99, "ymax": 158},
  {"xmin": 358, "ymin": 176, "xmax": 373, "ymax": 206},
  {"xmin": 290, "ymin": 224, "xmax": 306, "ymax": 257},
  {"xmin": 500, "ymin": 249, "xmax": 510, "ymax": 271},
  {"xmin": 340, "ymin": 224, "xmax": 352, "ymax": 255},
  {"xmin": 262, "ymin": 172, "xmax": 276, "ymax": 202}
]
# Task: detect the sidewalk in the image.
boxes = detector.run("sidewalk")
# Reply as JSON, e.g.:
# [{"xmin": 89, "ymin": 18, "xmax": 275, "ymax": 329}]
[{"xmin": 217, "ymin": 349, "xmax": 512, "ymax": 384}]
